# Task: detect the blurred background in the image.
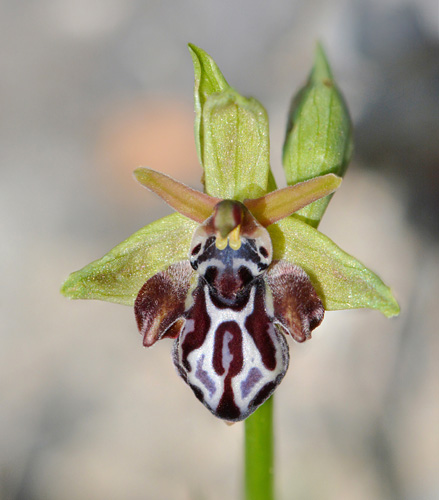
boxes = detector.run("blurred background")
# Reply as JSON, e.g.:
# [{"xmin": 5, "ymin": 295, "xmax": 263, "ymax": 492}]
[{"xmin": 1, "ymin": 1, "xmax": 438, "ymax": 499}]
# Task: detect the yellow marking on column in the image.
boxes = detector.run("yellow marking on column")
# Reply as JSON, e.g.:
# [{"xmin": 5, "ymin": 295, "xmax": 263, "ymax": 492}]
[
  {"xmin": 229, "ymin": 225, "xmax": 242, "ymax": 250},
  {"xmin": 215, "ymin": 234, "xmax": 228, "ymax": 250}
]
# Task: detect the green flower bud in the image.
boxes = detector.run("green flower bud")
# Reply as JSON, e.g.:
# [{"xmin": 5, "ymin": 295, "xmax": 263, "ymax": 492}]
[{"xmin": 283, "ymin": 43, "xmax": 353, "ymax": 227}]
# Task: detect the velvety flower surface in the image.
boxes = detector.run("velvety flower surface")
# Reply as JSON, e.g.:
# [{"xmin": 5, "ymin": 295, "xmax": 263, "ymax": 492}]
[{"xmin": 61, "ymin": 44, "xmax": 399, "ymax": 421}]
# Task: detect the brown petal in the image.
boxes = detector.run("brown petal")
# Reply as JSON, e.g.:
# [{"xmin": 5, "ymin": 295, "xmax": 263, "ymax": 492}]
[
  {"xmin": 134, "ymin": 261, "xmax": 195, "ymax": 347},
  {"xmin": 265, "ymin": 260, "xmax": 324, "ymax": 342}
]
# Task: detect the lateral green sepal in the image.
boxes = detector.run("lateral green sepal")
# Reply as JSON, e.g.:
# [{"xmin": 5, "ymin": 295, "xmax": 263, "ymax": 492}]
[
  {"xmin": 61, "ymin": 213, "xmax": 198, "ymax": 306},
  {"xmin": 269, "ymin": 216, "xmax": 400, "ymax": 317}
]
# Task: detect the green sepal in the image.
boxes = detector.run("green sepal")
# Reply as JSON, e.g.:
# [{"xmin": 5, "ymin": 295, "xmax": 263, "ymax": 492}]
[
  {"xmin": 189, "ymin": 44, "xmax": 271, "ymax": 201},
  {"xmin": 283, "ymin": 43, "xmax": 353, "ymax": 228},
  {"xmin": 189, "ymin": 43, "xmax": 229, "ymax": 167},
  {"xmin": 61, "ymin": 213, "xmax": 198, "ymax": 306},
  {"xmin": 269, "ymin": 216, "xmax": 400, "ymax": 317}
]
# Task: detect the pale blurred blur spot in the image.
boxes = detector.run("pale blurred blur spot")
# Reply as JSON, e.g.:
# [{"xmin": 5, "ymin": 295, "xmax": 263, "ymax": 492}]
[{"xmin": 95, "ymin": 98, "xmax": 200, "ymax": 209}]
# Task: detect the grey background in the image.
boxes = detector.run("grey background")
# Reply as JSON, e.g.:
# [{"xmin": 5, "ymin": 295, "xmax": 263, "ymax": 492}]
[{"xmin": 1, "ymin": 1, "xmax": 438, "ymax": 499}]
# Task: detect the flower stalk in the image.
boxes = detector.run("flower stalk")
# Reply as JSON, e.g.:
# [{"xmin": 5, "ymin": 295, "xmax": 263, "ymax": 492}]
[{"xmin": 245, "ymin": 397, "xmax": 274, "ymax": 500}]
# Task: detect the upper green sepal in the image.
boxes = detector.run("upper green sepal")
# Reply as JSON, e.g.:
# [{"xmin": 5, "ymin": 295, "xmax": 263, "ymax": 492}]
[
  {"xmin": 189, "ymin": 43, "xmax": 229, "ymax": 168},
  {"xmin": 283, "ymin": 43, "xmax": 353, "ymax": 228},
  {"xmin": 269, "ymin": 216, "xmax": 400, "ymax": 317},
  {"xmin": 189, "ymin": 44, "xmax": 272, "ymax": 201},
  {"xmin": 61, "ymin": 213, "xmax": 197, "ymax": 306}
]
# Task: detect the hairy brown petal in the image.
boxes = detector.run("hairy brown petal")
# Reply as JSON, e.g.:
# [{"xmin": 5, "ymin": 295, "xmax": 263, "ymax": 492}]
[
  {"xmin": 134, "ymin": 261, "xmax": 195, "ymax": 347},
  {"xmin": 265, "ymin": 260, "xmax": 324, "ymax": 342}
]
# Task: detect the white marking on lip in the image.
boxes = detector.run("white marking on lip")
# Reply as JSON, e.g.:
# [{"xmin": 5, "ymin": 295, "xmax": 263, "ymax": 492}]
[
  {"xmin": 196, "ymin": 258, "xmax": 226, "ymax": 275},
  {"xmin": 221, "ymin": 330, "xmax": 234, "ymax": 373}
]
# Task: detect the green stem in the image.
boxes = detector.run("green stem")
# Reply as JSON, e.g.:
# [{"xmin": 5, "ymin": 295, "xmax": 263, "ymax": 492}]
[{"xmin": 244, "ymin": 396, "xmax": 274, "ymax": 500}]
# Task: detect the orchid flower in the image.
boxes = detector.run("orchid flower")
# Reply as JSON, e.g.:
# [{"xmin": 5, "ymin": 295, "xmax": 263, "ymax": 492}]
[{"xmin": 61, "ymin": 44, "xmax": 399, "ymax": 422}]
